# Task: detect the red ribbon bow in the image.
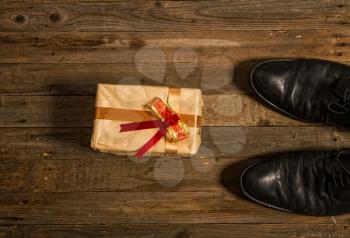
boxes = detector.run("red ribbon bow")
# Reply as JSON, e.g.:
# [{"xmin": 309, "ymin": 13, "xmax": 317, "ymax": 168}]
[{"xmin": 119, "ymin": 98, "xmax": 187, "ymax": 158}]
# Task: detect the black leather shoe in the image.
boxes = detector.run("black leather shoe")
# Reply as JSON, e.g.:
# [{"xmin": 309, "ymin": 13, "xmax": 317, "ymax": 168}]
[
  {"xmin": 251, "ymin": 59, "xmax": 350, "ymax": 128},
  {"xmin": 240, "ymin": 151, "xmax": 350, "ymax": 216}
]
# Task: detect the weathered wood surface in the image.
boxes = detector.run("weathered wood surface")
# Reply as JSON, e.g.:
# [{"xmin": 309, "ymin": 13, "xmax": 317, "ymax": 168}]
[
  {"xmin": 0, "ymin": 94, "xmax": 309, "ymax": 126},
  {"xmin": 0, "ymin": 61, "xmax": 349, "ymax": 96},
  {"xmin": 0, "ymin": 126, "xmax": 348, "ymax": 193},
  {"xmin": 1, "ymin": 126, "xmax": 347, "ymax": 161},
  {"xmin": 1, "ymin": 224, "xmax": 349, "ymax": 238},
  {"xmin": 0, "ymin": 30, "xmax": 348, "ymax": 96},
  {"xmin": 1, "ymin": 0, "xmax": 350, "ymax": 237},
  {"xmin": 0, "ymin": 63, "xmax": 240, "ymax": 95},
  {"xmin": 0, "ymin": 0, "xmax": 349, "ymax": 32},
  {"xmin": 0, "ymin": 31, "xmax": 349, "ymax": 64},
  {"xmin": 0, "ymin": 191, "xmax": 350, "ymax": 225}
]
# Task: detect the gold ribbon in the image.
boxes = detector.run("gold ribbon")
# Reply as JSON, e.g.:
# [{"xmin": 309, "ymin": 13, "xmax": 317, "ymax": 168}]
[
  {"xmin": 94, "ymin": 108, "xmax": 201, "ymax": 127},
  {"xmin": 165, "ymin": 88, "xmax": 181, "ymax": 155}
]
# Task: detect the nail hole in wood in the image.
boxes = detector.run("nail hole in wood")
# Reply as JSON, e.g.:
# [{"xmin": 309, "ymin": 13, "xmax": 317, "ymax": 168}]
[
  {"xmin": 176, "ymin": 231, "xmax": 189, "ymax": 238},
  {"xmin": 14, "ymin": 15, "xmax": 25, "ymax": 24},
  {"xmin": 49, "ymin": 13, "xmax": 60, "ymax": 23},
  {"xmin": 155, "ymin": 1, "xmax": 163, "ymax": 7}
]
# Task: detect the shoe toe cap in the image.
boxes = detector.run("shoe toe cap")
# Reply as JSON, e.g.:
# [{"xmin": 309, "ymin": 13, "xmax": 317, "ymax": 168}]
[
  {"xmin": 241, "ymin": 160, "xmax": 282, "ymax": 208},
  {"xmin": 251, "ymin": 60, "xmax": 292, "ymax": 107}
]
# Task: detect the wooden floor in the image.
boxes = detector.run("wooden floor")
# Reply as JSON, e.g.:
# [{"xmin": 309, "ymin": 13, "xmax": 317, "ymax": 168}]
[{"xmin": 1, "ymin": 0, "xmax": 350, "ymax": 237}]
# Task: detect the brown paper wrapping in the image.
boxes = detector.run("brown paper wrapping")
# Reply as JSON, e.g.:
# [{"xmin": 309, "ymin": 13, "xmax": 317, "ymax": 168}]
[{"xmin": 91, "ymin": 84, "xmax": 203, "ymax": 157}]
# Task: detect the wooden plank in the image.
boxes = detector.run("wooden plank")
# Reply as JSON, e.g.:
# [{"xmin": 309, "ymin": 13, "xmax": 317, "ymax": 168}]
[
  {"xmin": 1, "ymin": 125, "xmax": 347, "ymax": 224},
  {"xmin": 0, "ymin": 94, "xmax": 309, "ymax": 127},
  {"xmin": 1, "ymin": 0, "xmax": 349, "ymax": 234},
  {"xmin": 0, "ymin": 125, "xmax": 346, "ymax": 193},
  {"xmin": 0, "ymin": 190, "xmax": 349, "ymax": 225},
  {"xmin": 1, "ymin": 61, "xmax": 350, "ymax": 96},
  {"xmin": 0, "ymin": 126, "xmax": 345, "ymax": 160},
  {"xmin": 0, "ymin": 157, "xmax": 222, "ymax": 193},
  {"xmin": 0, "ymin": 63, "xmax": 242, "ymax": 95},
  {"xmin": 0, "ymin": 30, "xmax": 348, "ymax": 96},
  {"xmin": 0, "ymin": 224, "xmax": 349, "ymax": 238},
  {"xmin": 0, "ymin": 30, "xmax": 349, "ymax": 64},
  {"xmin": 0, "ymin": 0, "xmax": 349, "ymax": 32}
]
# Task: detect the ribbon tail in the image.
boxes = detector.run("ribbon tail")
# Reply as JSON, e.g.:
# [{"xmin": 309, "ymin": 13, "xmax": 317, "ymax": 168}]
[
  {"xmin": 135, "ymin": 127, "xmax": 167, "ymax": 158},
  {"xmin": 120, "ymin": 120, "xmax": 164, "ymax": 132}
]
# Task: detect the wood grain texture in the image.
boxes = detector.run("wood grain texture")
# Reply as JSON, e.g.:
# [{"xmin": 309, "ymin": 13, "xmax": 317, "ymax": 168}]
[
  {"xmin": 0, "ymin": 94, "xmax": 309, "ymax": 127},
  {"xmin": 0, "ymin": 191, "xmax": 350, "ymax": 225},
  {"xmin": 0, "ymin": 126, "xmax": 346, "ymax": 161},
  {"xmin": 0, "ymin": 0, "xmax": 349, "ymax": 32},
  {"xmin": 0, "ymin": 30, "xmax": 348, "ymax": 97},
  {"xmin": 1, "ymin": 0, "xmax": 350, "ymax": 235},
  {"xmin": 0, "ymin": 124, "xmax": 348, "ymax": 226},
  {"xmin": 0, "ymin": 157, "xmax": 222, "ymax": 193},
  {"xmin": 1, "ymin": 61, "xmax": 350, "ymax": 96},
  {"xmin": 0, "ymin": 125, "xmax": 348, "ymax": 193},
  {"xmin": 0, "ymin": 30, "xmax": 349, "ymax": 64},
  {"xmin": 0, "ymin": 224, "xmax": 349, "ymax": 238},
  {"xmin": 0, "ymin": 63, "xmax": 242, "ymax": 95}
]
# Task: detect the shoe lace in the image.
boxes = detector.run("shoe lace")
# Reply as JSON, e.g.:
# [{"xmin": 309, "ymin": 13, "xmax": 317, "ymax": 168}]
[
  {"xmin": 329, "ymin": 155, "xmax": 350, "ymax": 188},
  {"xmin": 327, "ymin": 88, "xmax": 350, "ymax": 115},
  {"xmin": 331, "ymin": 169, "xmax": 350, "ymax": 188},
  {"xmin": 321, "ymin": 152, "xmax": 350, "ymax": 209}
]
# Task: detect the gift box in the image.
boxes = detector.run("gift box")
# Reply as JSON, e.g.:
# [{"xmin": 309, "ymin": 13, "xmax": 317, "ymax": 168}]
[{"xmin": 91, "ymin": 84, "xmax": 203, "ymax": 157}]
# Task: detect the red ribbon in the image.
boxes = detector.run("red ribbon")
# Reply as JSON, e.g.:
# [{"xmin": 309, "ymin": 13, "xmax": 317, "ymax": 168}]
[{"xmin": 120, "ymin": 113, "xmax": 180, "ymax": 158}]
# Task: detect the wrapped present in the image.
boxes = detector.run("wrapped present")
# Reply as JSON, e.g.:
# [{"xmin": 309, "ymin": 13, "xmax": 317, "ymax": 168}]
[{"xmin": 91, "ymin": 84, "xmax": 203, "ymax": 157}]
